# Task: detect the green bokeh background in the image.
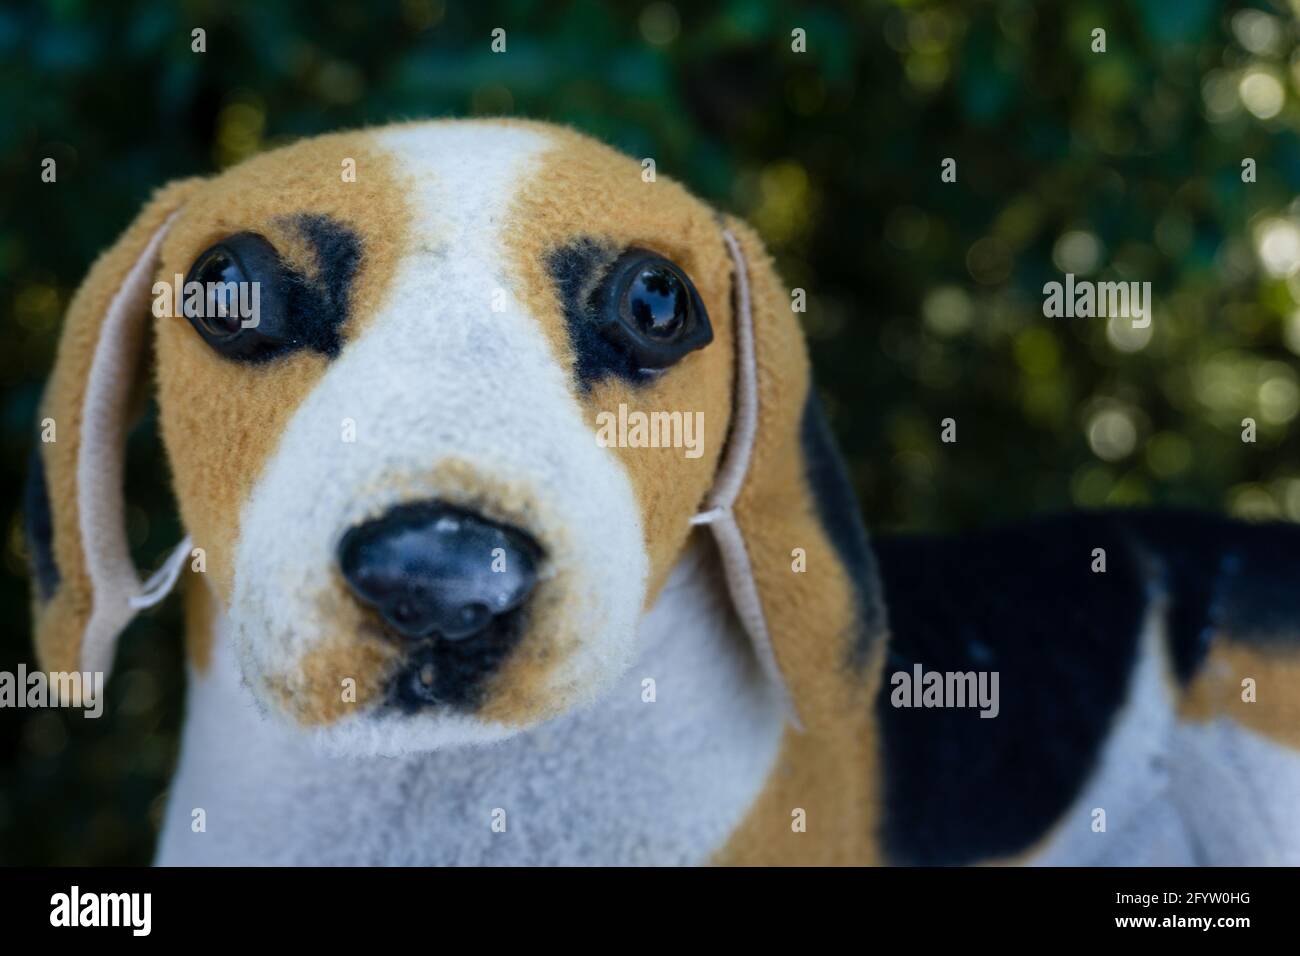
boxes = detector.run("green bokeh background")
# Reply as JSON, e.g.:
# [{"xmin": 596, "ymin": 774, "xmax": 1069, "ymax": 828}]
[{"xmin": 3, "ymin": 0, "xmax": 1299, "ymax": 864}]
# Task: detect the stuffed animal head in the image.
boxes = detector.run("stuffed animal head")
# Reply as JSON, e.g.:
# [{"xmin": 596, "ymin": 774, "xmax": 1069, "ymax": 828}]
[{"xmin": 27, "ymin": 119, "xmax": 879, "ymax": 753}]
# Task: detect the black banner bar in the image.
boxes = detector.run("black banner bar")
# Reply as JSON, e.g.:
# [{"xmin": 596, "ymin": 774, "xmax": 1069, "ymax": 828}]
[{"xmin": 0, "ymin": 866, "xmax": 1287, "ymax": 941}]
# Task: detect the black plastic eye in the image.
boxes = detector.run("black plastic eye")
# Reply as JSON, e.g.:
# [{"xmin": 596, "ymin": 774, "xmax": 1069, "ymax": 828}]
[
  {"xmin": 187, "ymin": 248, "xmax": 247, "ymax": 338},
  {"xmin": 181, "ymin": 233, "xmax": 292, "ymax": 361},
  {"xmin": 626, "ymin": 265, "xmax": 689, "ymax": 341},
  {"xmin": 593, "ymin": 249, "xmax": 711, "ymax": 370}
]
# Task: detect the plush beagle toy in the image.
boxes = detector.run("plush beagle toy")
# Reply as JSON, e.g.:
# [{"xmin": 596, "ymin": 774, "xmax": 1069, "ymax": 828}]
[{"xmin": 25, "ymin": 119, "xmax": 1300, "ymax": 865}]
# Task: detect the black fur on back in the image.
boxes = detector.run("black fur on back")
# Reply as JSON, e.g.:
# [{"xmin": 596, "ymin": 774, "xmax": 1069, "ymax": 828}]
[{"xmin": 869, "ymin": 508, "xmax": 1300, "ymax": 865}]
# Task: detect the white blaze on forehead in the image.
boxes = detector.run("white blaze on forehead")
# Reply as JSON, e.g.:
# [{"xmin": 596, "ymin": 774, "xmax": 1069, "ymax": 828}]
[{"xmin": 228, "ymin": 122, "xmax": 650, "ymax": 748}]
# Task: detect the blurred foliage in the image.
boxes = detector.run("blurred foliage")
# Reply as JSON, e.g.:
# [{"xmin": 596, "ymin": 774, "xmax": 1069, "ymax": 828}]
[{"xmin": 3, "ymin": 0, "xmax": 1300, "ymax": 864}]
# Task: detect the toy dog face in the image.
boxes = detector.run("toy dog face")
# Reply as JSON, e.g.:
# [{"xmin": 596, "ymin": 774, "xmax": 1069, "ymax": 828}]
[
  {"xmin": 160, "ymin": 121, "xmax": 742, "ymax": 749},
  {"xmin": 30, "ymin": 119, "xmax": 863, "ymax": 758}
]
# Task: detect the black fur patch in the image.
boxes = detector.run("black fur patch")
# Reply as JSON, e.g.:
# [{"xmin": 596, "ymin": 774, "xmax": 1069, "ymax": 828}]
[
  {"xmin": 279, "ymin": 213, "xmax": 362, "ymax": 359},
  {"xmin": 872, "ymin": 512, "xmax": 1149, "ymax": 866},
  {"xmin": 546, "ymin": 237, "xmax": 653, "ymax": 392},
  {"xmin": 387, "ymin": 610, "xmax": 526, "ymax": 712},
  {"xmin": 799, "ymin": 392, "xmax": 886, "ymax": 664},
  {"xmin": 23, "ymin": 447, "xmax": 60, "ymax": 601}
]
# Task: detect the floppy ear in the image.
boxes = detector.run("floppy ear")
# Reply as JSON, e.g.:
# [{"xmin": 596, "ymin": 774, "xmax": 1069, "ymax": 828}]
[
  {"xmin": 695, "ymin": 218, "xmax": 887, "ymax": 731},
  {"xmin": 26, "ymin": 178, "xmax": 204, "ymax": 677}
]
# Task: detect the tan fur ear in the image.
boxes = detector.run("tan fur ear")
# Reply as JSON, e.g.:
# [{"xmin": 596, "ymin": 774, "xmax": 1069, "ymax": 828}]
[
  {"xmin": 27, "ymin": 178, "xmax": 204, "ymax": 676},
  {"xmin": 698, "ymin": 218, "xmax": 886, "ymax": 732}
]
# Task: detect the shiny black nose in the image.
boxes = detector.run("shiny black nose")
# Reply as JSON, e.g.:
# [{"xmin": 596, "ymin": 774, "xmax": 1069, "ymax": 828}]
[{"xmin": 337, "ymin": 502, "xmax": 541, "ymax": 642}]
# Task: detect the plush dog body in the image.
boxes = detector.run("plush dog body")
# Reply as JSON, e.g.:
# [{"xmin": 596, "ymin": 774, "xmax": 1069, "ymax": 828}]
[{"xmin": 26, "ymin": 120, "xmax": 1300, "ymax": 865}]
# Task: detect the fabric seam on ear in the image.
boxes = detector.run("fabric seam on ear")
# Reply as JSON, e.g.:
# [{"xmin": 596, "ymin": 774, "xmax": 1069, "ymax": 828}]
[
  {"xmin": 693, "ymin": 229, "xmax": 801, "ymax": 729},
  {"xmin": 78, "ymin": 211, "xmax": 180, "ymax": 675}
]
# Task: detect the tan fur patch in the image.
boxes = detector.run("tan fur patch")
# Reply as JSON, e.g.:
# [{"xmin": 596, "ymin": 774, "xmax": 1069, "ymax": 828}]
[
  {"xmin": 713, "ymin": 643, "xmax": 885, "ymax": 865},
  {"xmin": 1179, "ymin": 639, "xmax": 1300, "ymax": 749},
  {"xmin": 183, "ymin": 571, "xmax": 216, "ymax": 672},
  {"xmin": 268, "ymin": 624, "xmax": 400, "ymax": 726},
  {"xmin": 155, "ymin": 131, "xmax": 411, "ymax": 604},
  {"xmin": 505, "ymin": 126, "xmax": 735, "ymax": 605}
]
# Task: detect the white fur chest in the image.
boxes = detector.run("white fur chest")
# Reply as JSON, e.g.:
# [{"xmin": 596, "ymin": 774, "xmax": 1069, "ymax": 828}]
[{"xmin": 155, "ymin": 542, "xmax": 787, "ymax": 865}]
